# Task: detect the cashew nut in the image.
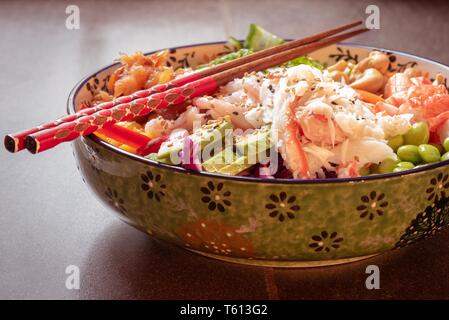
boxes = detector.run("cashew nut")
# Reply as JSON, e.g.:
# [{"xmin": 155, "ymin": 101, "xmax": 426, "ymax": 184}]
[
  {"xmin": 328, "ymin": 60, "xmax": 347, "ymax": 73},
  {"xmin": 352, "ymin": 51, "xmax": 390, "ymax": 75},
  {"xmin": 350, "ymin": 68, "xmax": 385, "ymax": 93},
  {"xmin": 330, "ymin": 70, "xmax": 349, "ymax": 83},
  {"xmin": 368, "ymin": 51, "xmax": 390, "ymax": 74}
]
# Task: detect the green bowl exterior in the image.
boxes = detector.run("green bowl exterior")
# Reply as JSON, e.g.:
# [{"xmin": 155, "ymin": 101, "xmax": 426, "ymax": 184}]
[
  {"xmin": 71, "ymin": 43, "xmax": 449, "ymax": 263},
  {"xmin": 73, "ymin": 136, "xmax": 449, "ymax": 262}
]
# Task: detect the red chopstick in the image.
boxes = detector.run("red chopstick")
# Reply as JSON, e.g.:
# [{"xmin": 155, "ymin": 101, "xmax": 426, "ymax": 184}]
[
  {"xmin": 4, "ymin": 20, "xmax": 363, "ymax": 154},
  {"xmin": 4, "ymin": 73, "xmax": 201, "ymax": 153},
  {"xmin": 23, "ymin": 28, "xmax": 368, "ymax": 154},
  {"xmin": 96, "ymin": 124, "xmax": 149, "ymax": 147},
  {"xmin": 96, "ymin": 125, "xmax": 167, "ymax": 156}
]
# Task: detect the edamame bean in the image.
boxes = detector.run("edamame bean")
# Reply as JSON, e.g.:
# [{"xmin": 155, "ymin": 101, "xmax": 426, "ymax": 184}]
[
  {"xmin": 397, "ymin": 145, "xmax": 422, "ymax": 164},
  {"xmin": 404, "ymin": 122, "xmax": 429, "ymax": 146},
  {"xmin": 442, "ymin": 151, "xmax": 449, "ymax": 161},
  {"xmin": 430, "ymin": 143, "xmax": 445, "ymax": 154},
  {"xmin": 387, "ymin": 135, "xmax": 404, "ymax": 152},
  {"xmin": 418, "ymin": 144, "xmax": 441, "ymax": 163},
  {"xmin": 444, "ymin": 137, "xmax": 449, "ymax": 152},
  {"xmin": 393, "ymin": 161, "xmax": 415, "ymax": 172},
  {"xmin": 377, "ymin": 157, "xmax": 399, "ymax": 174},
  {"xmin": 397, "ymin": 161, "xmax": 415, "ymax": 169}
]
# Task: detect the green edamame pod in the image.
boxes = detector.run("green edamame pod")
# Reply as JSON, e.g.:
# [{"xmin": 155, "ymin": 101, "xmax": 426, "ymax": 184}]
[
  {"xmin": 397, "ymin": 161, "xmax": 415, "ymax": 169},
  {"xmin": 430, "ymin": 143, "xmax": 445, "ymax": 154},
  {"xmin": 443, "ymin": 137, "xmax": 449, "ymax": 152},
  {"xmin": 441, "ymin": 151, "xmax": 449, "ymax": 161},
  {"xmin": 387, "ymin": 135, "xmax": 404, "ymax": 152},
  {"xmin": 418, "ymin": 144, "xmax": 441, "ymax": 163},
  {"xmin": 404, "ymin": 122, "xmax": 429, "ymax": 146},
  {"xmin": 393, "ymin": 161, "xmax": 415, "ymax": 172},
  {"xmin": 397, "ymin": 145, "xmax": 422, "ymax": 164},
  {"xmin": 378, "ymin": 157, "xmax": 400, "ymax": 174}
]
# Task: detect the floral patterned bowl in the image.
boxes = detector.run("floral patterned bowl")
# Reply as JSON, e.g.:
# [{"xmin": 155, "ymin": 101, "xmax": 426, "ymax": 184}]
[{"xmin": 70, "ymin": 42, "xmax": 449, "ymax": 267}]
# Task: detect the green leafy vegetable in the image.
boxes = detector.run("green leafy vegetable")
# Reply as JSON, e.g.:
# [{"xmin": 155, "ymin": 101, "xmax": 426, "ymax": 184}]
[
  {"xmin": 196, "ymin": 24, "xmax": 324, "ymax": 72},
  {"xmin": 196, "ymin": 48, "xmax": 253, "ymax": 70},
  {"xmin": 245, "ymin": 23, "xmax": 285, "ymax": 51},
  {"xmin": 243, "ymin": 24, "xmax": 323, "ymax": 70},
  {"xmin": 283, "ymin": 56, "xmax": 324, "ymax": 70}
]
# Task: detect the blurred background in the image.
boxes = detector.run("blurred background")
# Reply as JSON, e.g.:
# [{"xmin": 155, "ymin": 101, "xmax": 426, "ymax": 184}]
[{"xmin": 1, "ymin": 0, "xmax": 449, "ymax": 299}]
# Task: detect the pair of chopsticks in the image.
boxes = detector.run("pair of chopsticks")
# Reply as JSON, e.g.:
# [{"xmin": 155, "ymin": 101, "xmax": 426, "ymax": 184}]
[{"xmin": 4, "ymin": 21, "xmax": 367, "ymax": 154}]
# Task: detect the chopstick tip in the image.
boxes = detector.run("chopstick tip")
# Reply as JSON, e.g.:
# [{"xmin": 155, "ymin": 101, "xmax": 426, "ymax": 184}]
[
  {"xmin": 25, "ymin": 136, "xmax": 39, "ymax": 154},
  {"xmin": 4, "ymin": 135, "xmax": 18, "ymax": 153}
]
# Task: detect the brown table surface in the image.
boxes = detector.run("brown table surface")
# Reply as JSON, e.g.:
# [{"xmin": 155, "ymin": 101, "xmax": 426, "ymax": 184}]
[{"xmin": 1, "ymin": 0, "xmax": 449, "ymax": 300}]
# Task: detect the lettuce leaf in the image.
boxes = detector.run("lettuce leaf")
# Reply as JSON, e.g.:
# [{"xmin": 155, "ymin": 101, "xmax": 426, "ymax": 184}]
[
  {"xmin": 283, "ymin": 56, "xmax": 324, "ymax": 70},
  {"xmin": 197, "ymin": 24, "xmax": 324, "ymax": 71},
  {"xmin": 196, "ymin": 48, "xmax": 253, "ymax": 70}
]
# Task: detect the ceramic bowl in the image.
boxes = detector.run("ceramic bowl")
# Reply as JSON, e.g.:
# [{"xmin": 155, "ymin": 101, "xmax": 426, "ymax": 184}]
[{"xmin": 70, "ymin": 42, "xmax": 449, "ymax": 267}]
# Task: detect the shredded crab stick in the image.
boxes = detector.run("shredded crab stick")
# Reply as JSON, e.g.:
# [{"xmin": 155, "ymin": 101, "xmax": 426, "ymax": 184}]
[
  {"xmin": 285, "ymin": 97, "xmax": 310, "ymax": 178},
  {"xmin": 347, "ymin": 161, "xmax": 359, "ymax": 177}
]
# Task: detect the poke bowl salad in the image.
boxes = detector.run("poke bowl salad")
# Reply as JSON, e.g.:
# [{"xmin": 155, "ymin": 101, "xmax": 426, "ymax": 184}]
[
  {"xmin": 70, "ymin": 24, "xmax": 449, "ymax": 267},
  {"xmin": 86, "ymin": 25, "xmax": 449, "ymax": 180}
]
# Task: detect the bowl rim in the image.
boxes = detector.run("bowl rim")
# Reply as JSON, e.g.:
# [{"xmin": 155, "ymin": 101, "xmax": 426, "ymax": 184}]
[{"xmin": 68, "ymin": 41, "xmax": 449, "ymax": 185}]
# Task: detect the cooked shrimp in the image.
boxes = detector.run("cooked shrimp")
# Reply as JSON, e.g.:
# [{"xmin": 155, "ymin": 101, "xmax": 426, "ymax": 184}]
[
  {"xmin": 385, "ymin": 71, "xmax": 449, "ymax": 131},
  {"xmin": 384, "ymin": 73, "xmax": 412, "ymax": 100}
]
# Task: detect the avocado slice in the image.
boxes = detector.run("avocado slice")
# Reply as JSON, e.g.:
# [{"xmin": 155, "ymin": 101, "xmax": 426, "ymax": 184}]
[
  {"xmin": 202, "ymin": 146, "xmax": 238, "ymax": 172},
  {"xmin": 145, "ymin": 153, "xmax": 158, "ymax": 161},
  {"xmin": 202, "ymin": 147, "xmax": 253, "ymax": 175},
  {"xmin": 156, "ymin": 129, "xmax": 188, "ymax": 163},
  {"xmin": 203, "ymin": 126, "xmax": 272, "ymax": 175},
  {"xmin": 156, "ymin": 117, "xmax": 233, "ymax": 164},
  {"xmin": 219, "ymin": 156, "xmax": 253, "ymax": 175},
  {"xmin": 235, "ymin": 126, "xmax": 272, "ymax": 162},
  {"xmin": 191, "ymin": 117, "xmax": 233, "ymax": 160}
]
